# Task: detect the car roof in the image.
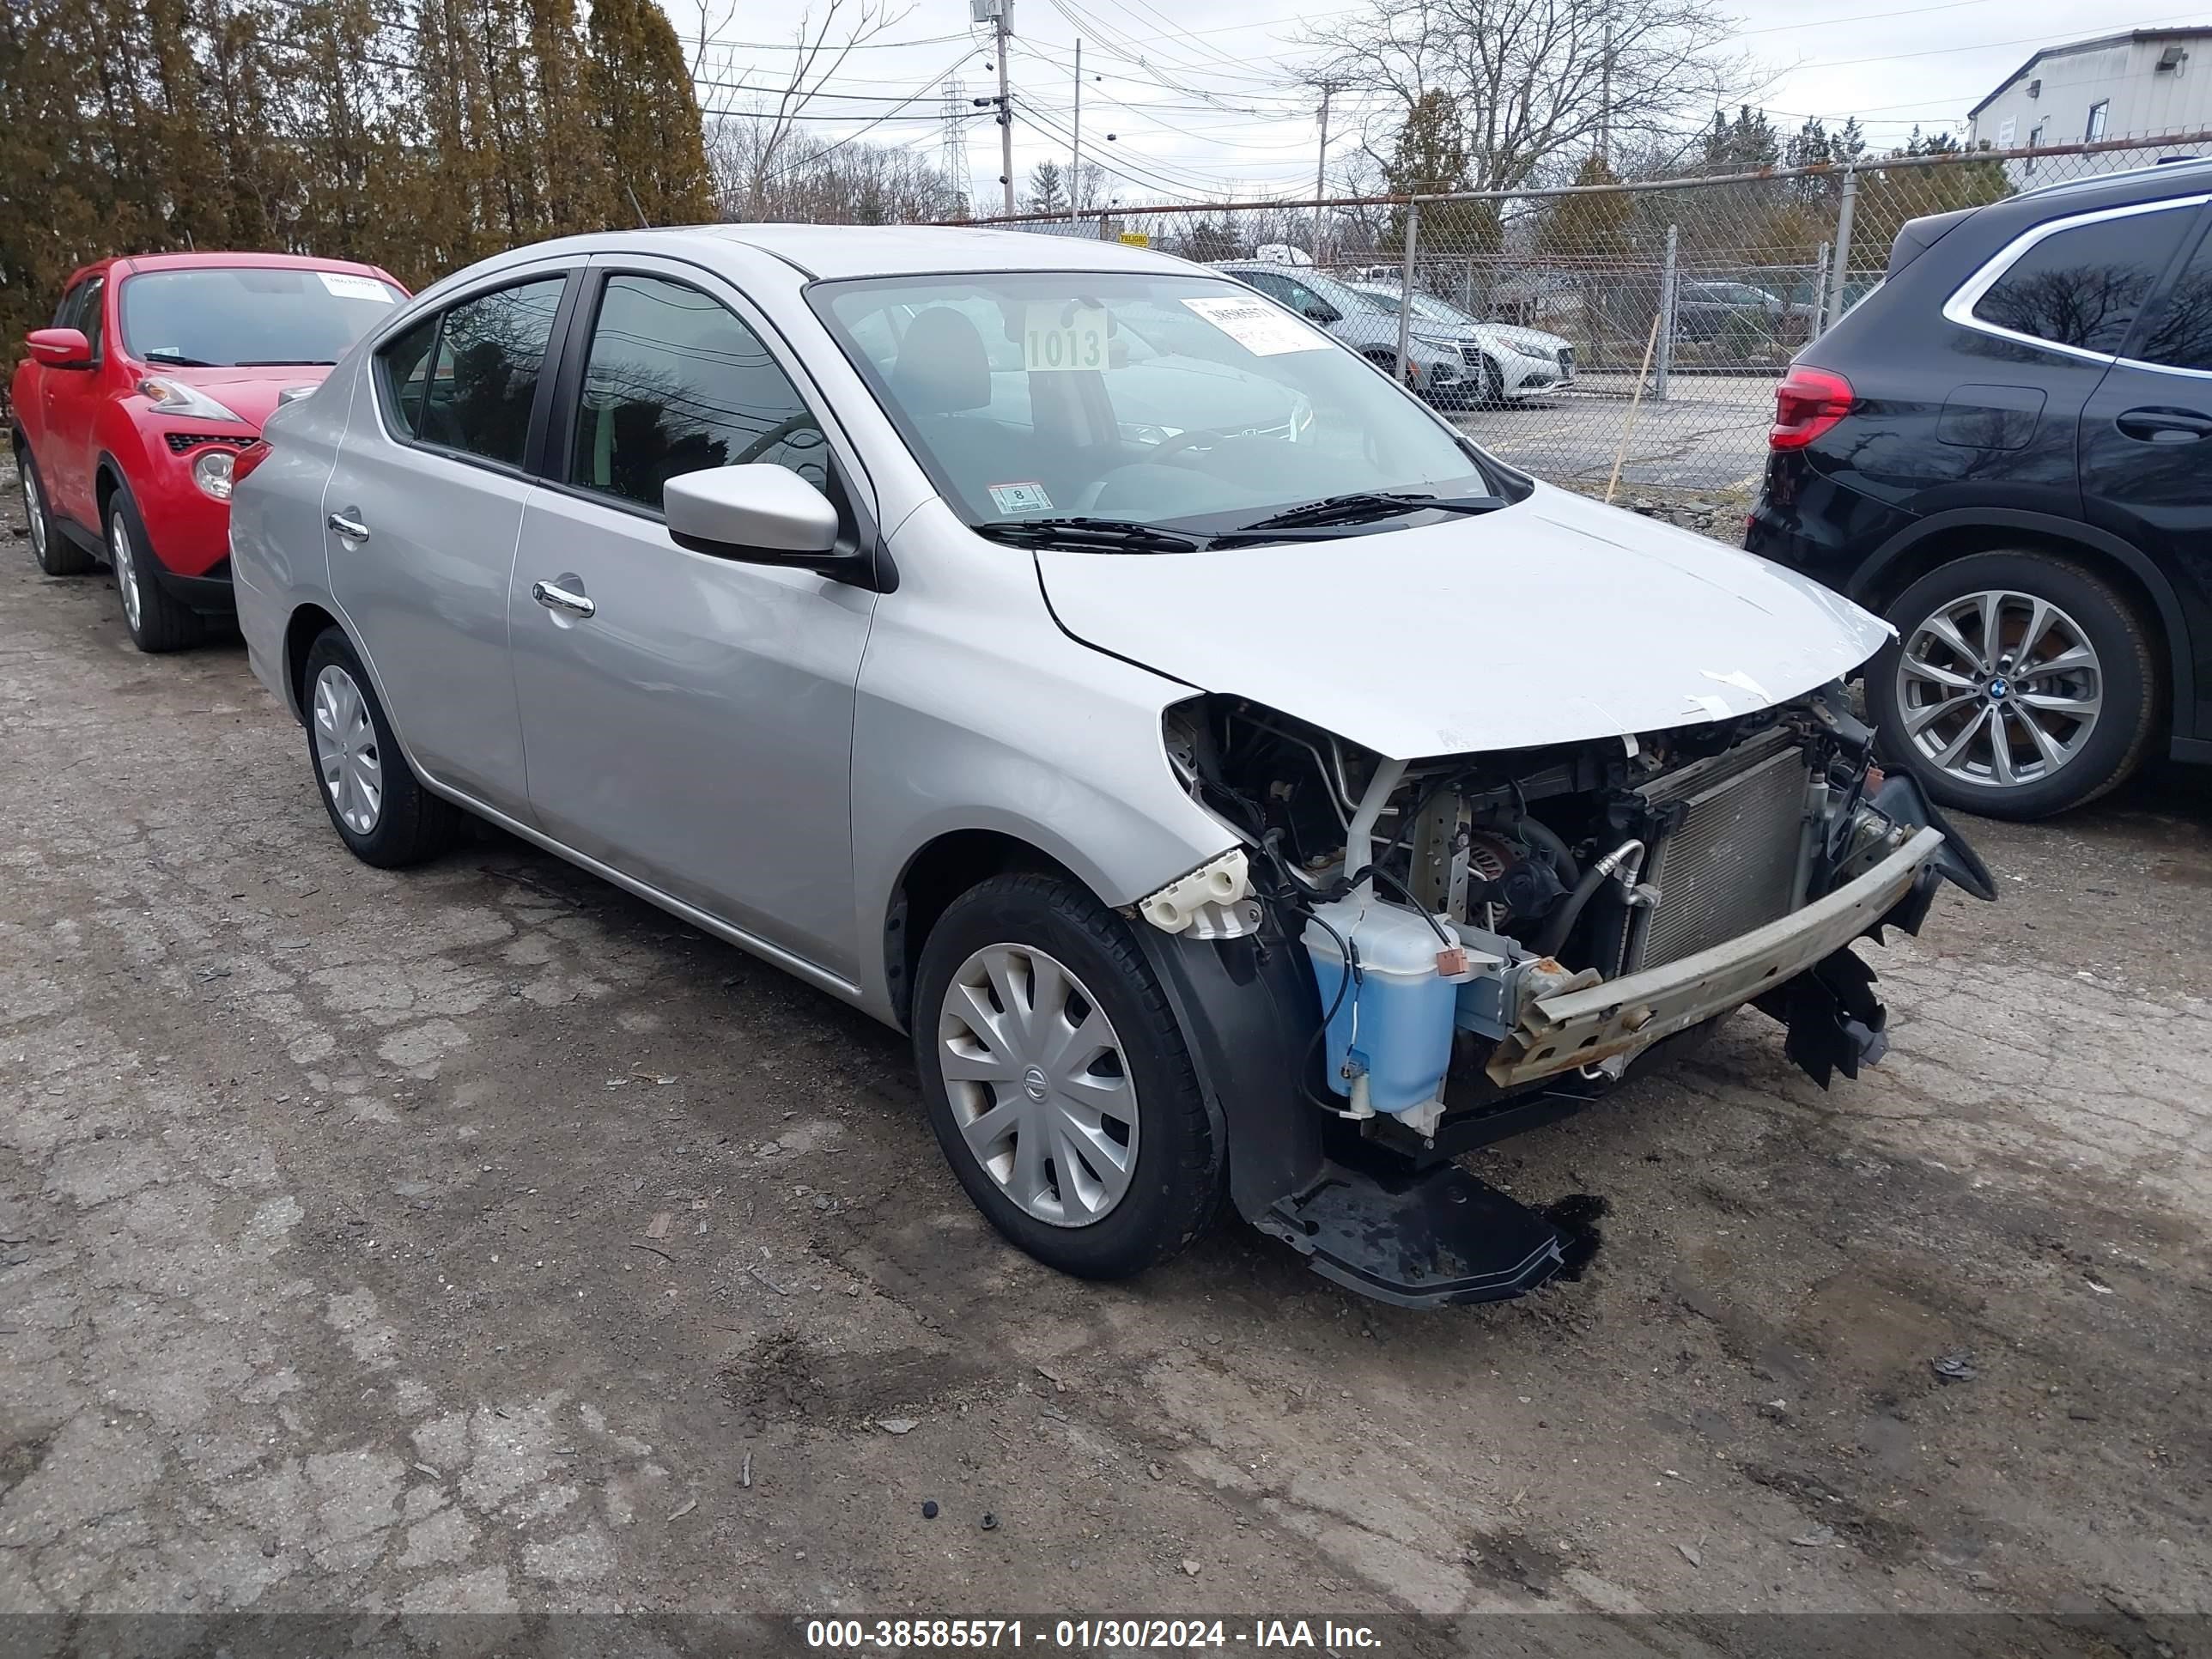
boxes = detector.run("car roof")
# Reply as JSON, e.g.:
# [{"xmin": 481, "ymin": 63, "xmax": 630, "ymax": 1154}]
[
  {"xmin": 60, "ymin": 250, "xmax": 399, "ymax": 290},
  {"xmin": 2008, "ymin": 153, "xmax": 2212, "ymax": 208},
  {"xmin": 455, "ymin": 223, "xmax": 1204, "ymax": 283}
]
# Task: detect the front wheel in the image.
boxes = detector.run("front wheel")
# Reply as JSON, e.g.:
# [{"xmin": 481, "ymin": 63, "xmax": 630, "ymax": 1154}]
[
  {"xmin": 107, "ymin": 486, "xmax": 204, "ymax": 652},
  {"xmin": 912, "ymin": 872, "xmax": 1224, "ymax": 1280},
  {"xmin": 1868, "ymin": 550, "xmax": 2160, "ymax": 819}
]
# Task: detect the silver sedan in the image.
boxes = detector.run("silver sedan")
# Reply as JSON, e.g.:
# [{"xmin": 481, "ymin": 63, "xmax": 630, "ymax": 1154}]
[{"xmin": 229, "ymin": 227, "xmax": 1989, "ymax": 1308}]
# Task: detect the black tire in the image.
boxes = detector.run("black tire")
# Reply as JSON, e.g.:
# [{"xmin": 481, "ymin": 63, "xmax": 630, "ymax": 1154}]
[
  {"xmin": 299, "ymin": 626, "xmax": 465, "ymax": 867},
  {"xmin": 106, "ymin": 484, "xmax": 204, "ymax": 653},
  {"xmin": 1474, "ymin": 353, "xmax": 1506, "ymax": 408},
  {"xmin": 912, "ymin": 872, "xmax": 1224, "ymax": 1281},
  {"xmin": 17, "ymin": 443, "xmax": 93, "ymax": 575},
  {"xmin": 1867, "ymin": 549, "xmax": 2160, "ymax": 821}
]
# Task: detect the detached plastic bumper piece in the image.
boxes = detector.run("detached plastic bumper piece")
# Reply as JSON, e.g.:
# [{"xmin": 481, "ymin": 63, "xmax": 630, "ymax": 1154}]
[{"xmin": 1255, "ymin": 1159, "xmax": 1565, "ymax": 1308}]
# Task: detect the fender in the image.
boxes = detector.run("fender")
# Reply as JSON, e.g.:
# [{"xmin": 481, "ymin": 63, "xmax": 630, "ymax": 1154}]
[{"xmin": 1855, "ymin": 507, "xmax": 2197, "ymax": 738}]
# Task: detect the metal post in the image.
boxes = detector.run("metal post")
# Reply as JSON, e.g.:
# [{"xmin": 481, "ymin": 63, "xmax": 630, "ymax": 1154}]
[
  {"xmin": 1396, "ymin": 198, "xmax": 1419, "ymax": 387},
  {"xmin": 1825, "ymin": 168, "xmax": 1857, "ymax": 332},
  {"xmin": 1811, "ymin": 240, "xmax": 1831, "ymax": 342},
  {"xmin": 1654, "ymin": 222, "xmax": 1677, "ymax": 403},
  {"xmin": 996, "ymin": 5, "xmax": 1015, "ymax": 216},
  {"xmin": 1313, "ymin": 82, "xmax": 1334, "ymax": 264},
  {"xmin": 1069, "ymin": 38, "xmax": 1081, "ymax": 216}
]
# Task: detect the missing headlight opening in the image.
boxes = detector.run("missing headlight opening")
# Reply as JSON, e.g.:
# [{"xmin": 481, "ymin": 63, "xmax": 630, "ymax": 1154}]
[{"xmin": 1158, "ymin": 685, "xmax": 1993, "ymax": 1159}]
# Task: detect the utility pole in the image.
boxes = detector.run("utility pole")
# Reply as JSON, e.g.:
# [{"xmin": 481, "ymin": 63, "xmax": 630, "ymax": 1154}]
[
  {"xmin": 1313, "ymin": 80, "xmax": 1337, "ymax": 263},
  {"xmin": 1599, "ymin": 15, "xmax": 1613, "ymax": 167},
  {"xmin": 1070, "ymin": 38, "xmax": 1082, "ymax": 216},
  {"xmin": 996, "ymin": 1, "xmax": 1015, "ymax": 215},
  {"xmin": 970, "ymin": 0, "xmax": 1016, "ymax": 216}
]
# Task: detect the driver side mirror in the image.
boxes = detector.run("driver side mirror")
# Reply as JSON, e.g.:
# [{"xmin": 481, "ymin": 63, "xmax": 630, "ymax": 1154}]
[
  {"xmin": 664, "ymin": 464, "xmax": 864, "ymax": 581},
  {"xmin": 27, "ymin": 328, "xmax": 91, "ymax": 368},
  {"xmin": 1304, "ymin": 304, "xmax": 1340, "ymax": 325}
]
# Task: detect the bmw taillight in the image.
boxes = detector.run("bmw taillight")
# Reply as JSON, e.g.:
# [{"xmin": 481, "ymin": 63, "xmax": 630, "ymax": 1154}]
[
  {"xmin": 1769, "ymin": 365, "xmax": 1854, "ymax": 451},
  {"xmin": 228, "ymin": 442, "xmax": 274, "ymax": 489}
]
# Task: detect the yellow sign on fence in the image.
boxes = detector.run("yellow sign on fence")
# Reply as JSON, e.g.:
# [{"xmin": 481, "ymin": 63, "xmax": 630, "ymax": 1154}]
[{"xmin": 1118, "ymin": 231, "xmax": 1150, "ymax": 248}]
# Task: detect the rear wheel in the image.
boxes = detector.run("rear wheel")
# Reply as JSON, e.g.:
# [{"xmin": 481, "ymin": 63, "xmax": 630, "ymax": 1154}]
[
  {"xmin": 300, "ymin": 627, "xmax": 465, "ymax": 867},
  {"xmin": 106, "ymin": 486, "xmax": 203, "ymax": 653},
  {"xmin": 19, "ymin": 446, "xmax": 91, "ymax": 575},
  {"xmin": 1868, "ymin": 550, "xmax": 2160, "ymax": 819},
  {"xmin": 913, "ymin": 872, "xmax": 1224, "ymax": 1280}
]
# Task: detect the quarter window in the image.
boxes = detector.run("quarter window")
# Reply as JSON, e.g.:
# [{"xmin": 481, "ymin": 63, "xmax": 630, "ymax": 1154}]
[
  {"xmin": 2132, "ymin": 222, "xmax": 2212, "ymax": 373},
  {"xmin": 376, "ymin": 277, "xmax": 565, "ymax": 465},
  {"xmin": 567, "ymin": 274, "xmax": 827, "ymax": 511},
  {"xmin": 1971, "ymin": 207, "xmax": 2197, "ymax": 354}
]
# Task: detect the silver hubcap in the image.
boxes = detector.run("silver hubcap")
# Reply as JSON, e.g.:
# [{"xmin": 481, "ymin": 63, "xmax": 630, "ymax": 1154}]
[
  {"xmin": 110, "ymin": 515, "xmax": 140, "ymax": 629},
  {"xmin": 312, "ymin": 665, "xmax": 384, "ymax": 835},
  {"xmin": 936, "ymin": 943, "xmax": 1139, "ymax": 1228},
  {"xmin": 23, "ymin": 469, "xmax": 46, "ymax": 561},
  {"xmin": 1897, "ymin": 588, "xmax": 2102, "ymax": 790}
]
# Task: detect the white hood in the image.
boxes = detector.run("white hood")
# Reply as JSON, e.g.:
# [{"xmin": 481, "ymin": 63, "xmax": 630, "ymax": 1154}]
[{"xmin": 1036, "ymin": 483, "xmax": 1891, "ymax": 760}]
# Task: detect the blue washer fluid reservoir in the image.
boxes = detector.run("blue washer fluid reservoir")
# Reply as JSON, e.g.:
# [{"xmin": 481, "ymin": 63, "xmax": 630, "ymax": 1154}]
[{"xmin": 1303, "ymin": 896, "xmax": 1464, "ymax": 1115}]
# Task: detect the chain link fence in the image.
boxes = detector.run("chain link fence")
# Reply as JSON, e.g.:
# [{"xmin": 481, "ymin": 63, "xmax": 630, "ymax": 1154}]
[{"xmin": 970, "ymin": 131, "xmax": 2210, "ymax": 495}]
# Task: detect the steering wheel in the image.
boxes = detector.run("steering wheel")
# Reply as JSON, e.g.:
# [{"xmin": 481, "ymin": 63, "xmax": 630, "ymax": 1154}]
[
  {"xmin": 1147, "ymin": 426, "xmax": 1231, "ymax": 463},
  {"xmin": 732, "ymin": 413, "xmax": 823, "ymax": 465}
]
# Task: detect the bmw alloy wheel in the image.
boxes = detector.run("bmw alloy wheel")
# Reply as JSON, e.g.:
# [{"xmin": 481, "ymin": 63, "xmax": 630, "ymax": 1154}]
[
  {"xmin": 110, "ymin": 513, "xmax": 141, "ymax": 631},
  {"xmin": 935, "ymin": 942, "xmax": 1139, "ymax": 1227},
  {"xmin": 1895, "ymin": 589, "xmax": 2102, "ymax": 791},
  {"xmin": 312, "ymin": 664, "xmax": 385, "ymax": 835},
  {"xmin": 23, "ymin": 465, "xmax": 46, "ymax": 564}
]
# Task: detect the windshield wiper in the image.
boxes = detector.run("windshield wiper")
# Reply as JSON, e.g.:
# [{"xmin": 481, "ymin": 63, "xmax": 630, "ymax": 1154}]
[
  {"xmin": 1219, "ymin": 490, "xmax": 1509, "ymax": 537},
  {"xmin": 141, "ymin": 349, "xmax": 217, "ymax": 367},
  {"xmin": 974, "ymin": 517, "xmax": 1201, "ymax": 555},
  {"xmin": 234, "ymin": 358, "xmax": 337, "ymax": 367}
]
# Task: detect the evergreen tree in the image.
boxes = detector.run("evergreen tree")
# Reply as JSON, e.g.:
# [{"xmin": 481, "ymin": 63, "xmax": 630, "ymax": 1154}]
[{"xmin": 589, "ymin": 0, "xmax": 713, "ymax": 225}]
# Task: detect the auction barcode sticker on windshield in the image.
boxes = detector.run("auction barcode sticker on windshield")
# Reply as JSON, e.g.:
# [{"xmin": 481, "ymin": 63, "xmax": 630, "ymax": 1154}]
[
  {"xmin": 319, "ymin": 272, "xmax": 394, "ymax": 302},
  {"xmin": 1180, "ymin": 295, "xmax": 1330, "ymax": 356}
]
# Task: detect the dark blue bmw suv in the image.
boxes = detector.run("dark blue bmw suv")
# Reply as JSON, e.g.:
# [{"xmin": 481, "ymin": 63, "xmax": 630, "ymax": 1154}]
[{"xmin": 1747, "ymin": 155, "xmax": 2211, "ymax": 818}]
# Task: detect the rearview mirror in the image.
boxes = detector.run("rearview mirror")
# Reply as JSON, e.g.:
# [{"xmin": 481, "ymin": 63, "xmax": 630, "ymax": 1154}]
[
  {"xmin": 27, "ymin": 327, "xmax": 91, "ymax": 368},
  {"xmin": 1304, "ymin": 304, "xmax": 1340, "ymax": 325},
  {"xmin": 664, "ymin": 463, "xmax": 844, "ymax": 568}
]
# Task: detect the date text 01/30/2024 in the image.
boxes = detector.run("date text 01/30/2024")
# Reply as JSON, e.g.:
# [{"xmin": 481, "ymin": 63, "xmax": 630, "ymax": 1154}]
[{"xmin": 803, "ymin": 1619, "xmax": 1385, "ymax": 1650}]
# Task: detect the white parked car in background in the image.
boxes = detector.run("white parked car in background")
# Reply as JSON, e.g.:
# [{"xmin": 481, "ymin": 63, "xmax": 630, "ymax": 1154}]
[{"xmin": 1352, "ymin": 284, "xmax": 1577, "ymax": 404}]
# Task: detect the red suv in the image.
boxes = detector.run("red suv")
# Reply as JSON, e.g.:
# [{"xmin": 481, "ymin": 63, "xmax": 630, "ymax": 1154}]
[{"xmin": 11, "ymin": 252, "xmax": 408, "ymax": 651}]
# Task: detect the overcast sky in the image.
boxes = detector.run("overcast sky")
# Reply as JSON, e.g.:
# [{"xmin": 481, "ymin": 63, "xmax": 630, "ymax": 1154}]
[{"xmin": 671, "ymin": 0, "xmax": 2205, "ymax": 206}]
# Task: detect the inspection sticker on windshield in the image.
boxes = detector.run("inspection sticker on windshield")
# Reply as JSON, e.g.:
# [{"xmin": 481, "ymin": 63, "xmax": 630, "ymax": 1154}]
[
  {"xmin": 318, "ymin": 272, "xmax": 393, "ymax": 302},
  {"xmin": 1180, "ymin": 295, "xmax": 1330, "ymax": 355},
  {"xmin": 1022, "ymin": 304, "xmax": 1109, "ymax": 372},
  {"xmin": 988, "ymin": 481, "xmax": 1054, "ymax": 514}
]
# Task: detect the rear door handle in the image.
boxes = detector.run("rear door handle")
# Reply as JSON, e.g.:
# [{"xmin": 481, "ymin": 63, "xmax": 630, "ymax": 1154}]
[
  {"xmin": 532, "ymin": 580, "xmax": 595, "ymax": 619},
  {"xmin": 327, "ymin": 511, "xmax": 370, "ymax": 540},
  {"xmin": 2115, "ymin": 406, "xmax": 2212, "ymax": 443}
]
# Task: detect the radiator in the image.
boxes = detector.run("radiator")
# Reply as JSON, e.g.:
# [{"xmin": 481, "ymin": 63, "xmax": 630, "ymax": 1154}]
[{"xmin": 1630, "ymin": 731, "xmax": 1813, "ymax": 971}]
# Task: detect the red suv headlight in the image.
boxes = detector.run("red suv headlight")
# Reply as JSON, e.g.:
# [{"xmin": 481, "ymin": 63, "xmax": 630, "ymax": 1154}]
[{"xmin": 1769, "ymin": 365, "xmax": 1854, "ymax": 451}]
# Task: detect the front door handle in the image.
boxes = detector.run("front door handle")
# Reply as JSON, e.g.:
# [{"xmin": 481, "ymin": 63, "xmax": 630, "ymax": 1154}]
[
  {"xmin": 2115, "ymin": 406, "xmax": 2212, "ymax": 443},
  {"xmin": 328, "ymin": 511, "xmax": 369, "ymax": 540},
  {"xmin": 532, "ymin": 579, "xmax": 595, "ymax": 619}
]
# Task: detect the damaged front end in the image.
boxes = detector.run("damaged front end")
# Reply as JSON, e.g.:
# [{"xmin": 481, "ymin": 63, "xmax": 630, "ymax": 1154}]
[{"xmin": 1131, "ymin": 684, "xmax": 1994, "ymax": 1309}]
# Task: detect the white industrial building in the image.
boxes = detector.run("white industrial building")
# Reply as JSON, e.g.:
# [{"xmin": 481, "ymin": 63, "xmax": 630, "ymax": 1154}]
[{"xmin": 1969, "ymin": 27, "xmax": 2212, "ymax": 182}]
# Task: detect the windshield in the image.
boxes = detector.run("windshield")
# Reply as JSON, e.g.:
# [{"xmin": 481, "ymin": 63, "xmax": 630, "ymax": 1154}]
[
  {"xmin": 812, "ymin": 270, "xmax": 1504, "ymax": 540},
  {"xmin": 119, "ymin": 267, "xmax": 405, "ymax": 367},
  {"xmin": 1361, "ymin": 289, "xmax": 1475, "ymax": 328}
]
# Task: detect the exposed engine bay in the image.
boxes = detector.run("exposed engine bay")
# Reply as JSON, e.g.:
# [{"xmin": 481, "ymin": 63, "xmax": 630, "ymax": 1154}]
[{"xmin": 1150, "ymin": 683, "xmax": 1994, "ymax": 1162}]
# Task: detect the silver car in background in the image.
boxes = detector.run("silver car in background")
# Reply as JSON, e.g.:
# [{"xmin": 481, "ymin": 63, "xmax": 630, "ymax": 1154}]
[
  {"xmin": 1349, "ymin": 284, "xmax": 1577, "ymax": 404},
  {"xmin": 1212, "ymin": 261, "xmax": 1472, "ymax": 404},
  {"xmin": 229, "ymin": 226, "xmax": 1990, "ymax": 1308}
]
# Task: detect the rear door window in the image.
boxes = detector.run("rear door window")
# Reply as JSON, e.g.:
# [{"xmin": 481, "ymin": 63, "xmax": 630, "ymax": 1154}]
[
  {"xmin": 1971, "ymin": 204, "xmax": 2199, "ymax": 354},
  {"xmin": 2129, "ymin": 218, "xmax": 2212, "ymax": 373},
  {"xmin": 375, "ymin": 276, "xmax": 566, "ymax": 466}
]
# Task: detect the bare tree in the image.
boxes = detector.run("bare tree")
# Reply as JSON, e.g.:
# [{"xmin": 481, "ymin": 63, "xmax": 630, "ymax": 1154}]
[
  {"xmin": 694, "ymin": 0, "xmax": 912, "ymax": 219},
  {"xmin": 1305, "ymin": 0, "xmax": 1756, "ymax": 192}
]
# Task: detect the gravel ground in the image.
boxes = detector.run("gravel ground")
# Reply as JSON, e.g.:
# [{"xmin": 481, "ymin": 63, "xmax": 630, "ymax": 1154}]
[{"xmin": 3, "ymin": 461, "xmax": 2209, "ymax": 1642}]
